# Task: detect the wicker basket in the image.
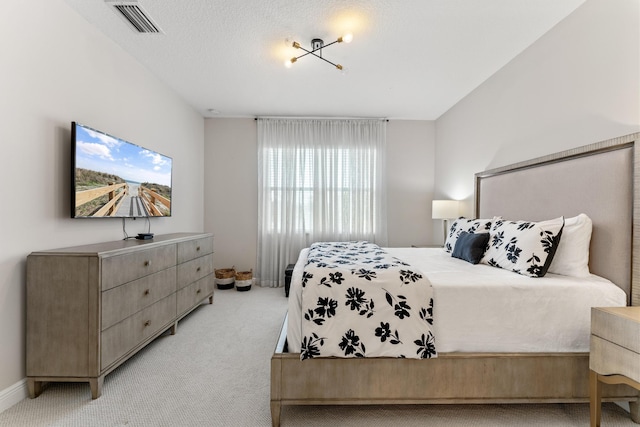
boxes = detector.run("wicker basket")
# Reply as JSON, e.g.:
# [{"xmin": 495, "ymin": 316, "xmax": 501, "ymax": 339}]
[
  {"xmin": 235, "ymin": 269, "xmax": 253, "ymax": 292},
  {"xmin": 215, "ymin": 267, "xmax": 236, "ymax": 290}
]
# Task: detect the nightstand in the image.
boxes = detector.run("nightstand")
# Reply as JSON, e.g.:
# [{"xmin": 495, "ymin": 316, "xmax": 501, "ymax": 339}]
[
  {"xmin": 284, "ymin": 264, "xmax": 295, "ymax": 297},
  {"xmin": 590, "ymin": 306, "xmax": 640, "ymax": 427}
]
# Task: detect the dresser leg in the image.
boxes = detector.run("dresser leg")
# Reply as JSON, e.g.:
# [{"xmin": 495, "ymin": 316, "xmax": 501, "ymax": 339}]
[
  {"xmin": 270, "ymin": 401, "xmax": 281, "ymax": 427},
  {"xmin": 590, "ymin": 370, "xmax": 602, "ymax": 427},
  {"xmin": 630, "ymin": 395, "xmax": 640, "ymax": 424},
  {"xmin": 89, "ymin": 376, "xmax": 103, "ymax": 399},
  {"xmin": 27, "ymin": 379, "xmax": 42, "ymax": 398}
]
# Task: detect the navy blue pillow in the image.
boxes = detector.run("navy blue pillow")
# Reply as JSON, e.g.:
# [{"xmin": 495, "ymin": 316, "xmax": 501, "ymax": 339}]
[{"xmin": 451, "ymin": 231, "xmax": 490, "ymax": 264}]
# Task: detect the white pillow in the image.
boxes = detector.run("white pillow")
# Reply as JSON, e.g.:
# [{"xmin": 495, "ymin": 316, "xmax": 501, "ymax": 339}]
[
  {"xmin": 481, "ymin": 217, "xmax": 565, "ymax": 278},
  {"xmin": 547, "ymin": 214, "xmax": 592, "ymax": 277}
]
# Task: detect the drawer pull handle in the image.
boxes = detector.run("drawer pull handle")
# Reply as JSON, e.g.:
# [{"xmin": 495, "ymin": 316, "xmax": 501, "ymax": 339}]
[
  {"xmin": 144, "ymin": 320, "xmax": 150, "ymax": 327},
  {"xmin": 144, "ymin": 289, "xmax": 150, "ymax": 296},
  {"xmin": 196, "ymin": 267, "xmax": 201, "ymax": 272},
  {"xmin": 144, "ymin": 260, "xmax": 151, "ymax": 267},
  {"xmin": 196, "ymin": 246, "xmax": 201, "ymax": 251},
  {"xmin": 196, "ymin": 289, "xmax": 201, "ymax": 294}
]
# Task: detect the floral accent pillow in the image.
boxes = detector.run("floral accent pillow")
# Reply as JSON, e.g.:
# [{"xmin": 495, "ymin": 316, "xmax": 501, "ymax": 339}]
[
  {"xmin": 480, "ymin": 217, "xmax": 565, "ymax": 278},
  {"xmin": 444, "ymin": 217, "xmax": 494, "ymax": 253}
]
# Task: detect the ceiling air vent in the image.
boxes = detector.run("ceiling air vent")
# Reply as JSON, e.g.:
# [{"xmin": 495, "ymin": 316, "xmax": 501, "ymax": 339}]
[{"xmin": 106, "ymin": 1, "xmax": 163, "ymax": 34}]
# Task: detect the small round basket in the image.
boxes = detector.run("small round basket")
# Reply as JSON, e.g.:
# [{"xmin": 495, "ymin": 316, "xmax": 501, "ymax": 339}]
[
  {"xmin": 215, "ymin": 267, "xmax": 236, "ymax": 290},
  {"xmin": 235, "ymin": 269, "xmax": 253, "ymax": 292}
]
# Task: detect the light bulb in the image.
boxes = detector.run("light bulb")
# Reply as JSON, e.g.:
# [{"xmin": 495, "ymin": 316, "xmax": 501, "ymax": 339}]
[
  {"xmin": 342, "ymin": 33, "xmax": 353, "ymax": 43},
  {"xmin": 284, "ymin": 57, "xmax": 297, "ymax": 68}
]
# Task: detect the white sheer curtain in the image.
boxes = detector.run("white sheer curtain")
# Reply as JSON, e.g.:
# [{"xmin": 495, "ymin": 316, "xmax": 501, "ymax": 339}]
[{"xmin": 256, "ymin": 118, "xmax": 388, "ymax": 287}]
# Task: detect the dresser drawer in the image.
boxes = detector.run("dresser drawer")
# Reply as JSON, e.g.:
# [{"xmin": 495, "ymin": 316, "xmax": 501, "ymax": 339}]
[
  {"xmin": 177, "ymin": 275, "xmax": 213, "ymax": 317},
  {"xmin": 177, "ymin": 236, "xmax": 213, "ymax": 264},
  {"xmin": 102, "ymin": 267, "xmax": 177, "ymax": 330},
  {"xmin": 101, "ymin": 294, "xmax": 176, "ymax": 370},
  {"xmin": 177, "ymin": 254, "xmax": 214, "ymax": 290},
  {"xmin": 101, "ymin": 244, "xmax": 177, "ymax": 291}
]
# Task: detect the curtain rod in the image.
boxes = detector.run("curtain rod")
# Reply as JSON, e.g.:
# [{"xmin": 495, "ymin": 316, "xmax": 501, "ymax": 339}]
[{"xmin": 255, "ymin": 116, "xmax": 389, "ymax": 122}]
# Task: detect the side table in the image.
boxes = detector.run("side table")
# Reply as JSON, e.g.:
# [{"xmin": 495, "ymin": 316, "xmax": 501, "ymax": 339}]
[{"xmin": 590, "ymin": 306, "xmax": 640, "ymax": 426}]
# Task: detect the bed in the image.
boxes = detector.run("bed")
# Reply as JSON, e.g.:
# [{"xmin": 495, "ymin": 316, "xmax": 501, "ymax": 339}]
[{"xmin": 270, "ymin": 133, "xmax": 640, "ymax": 427}]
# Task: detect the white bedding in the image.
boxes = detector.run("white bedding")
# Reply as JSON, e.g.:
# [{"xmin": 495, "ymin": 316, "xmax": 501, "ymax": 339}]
[{"xmin": 287, "ymin": 247, "xmax": 628, "ymax": 353}]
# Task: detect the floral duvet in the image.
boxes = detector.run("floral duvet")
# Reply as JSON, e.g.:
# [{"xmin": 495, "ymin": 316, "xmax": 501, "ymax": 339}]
[{"xmin": 300, "ymin": 241, "xmax": 437, "ymax": 360}]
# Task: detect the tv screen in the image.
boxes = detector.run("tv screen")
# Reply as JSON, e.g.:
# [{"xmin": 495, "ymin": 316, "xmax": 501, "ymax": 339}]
[{"xmin": 71, "ymin": 122, "xmax": 172, "ymax": 218}]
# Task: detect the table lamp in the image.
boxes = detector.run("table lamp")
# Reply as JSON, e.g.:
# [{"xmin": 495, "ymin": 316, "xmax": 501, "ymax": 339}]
[{"xmin": 432, "ymin": 200, "xmax": 460, "ymax": 245}]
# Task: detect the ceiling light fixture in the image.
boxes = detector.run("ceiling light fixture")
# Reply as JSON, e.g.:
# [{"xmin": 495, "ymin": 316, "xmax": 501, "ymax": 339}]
[{"xmin": 284, "ymin": 34, "xmax": 353, "ymax": 70}]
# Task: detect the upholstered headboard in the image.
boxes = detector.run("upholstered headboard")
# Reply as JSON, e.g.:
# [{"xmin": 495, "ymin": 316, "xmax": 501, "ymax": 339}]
[{"xmin": 475, "ymin": 133, "xmax": 639, "ymax": 306}]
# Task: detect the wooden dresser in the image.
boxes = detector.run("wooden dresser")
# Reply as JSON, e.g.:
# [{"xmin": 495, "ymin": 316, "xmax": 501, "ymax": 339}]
[{"xmin": 26, "ymin": 232, "xmax": 214, "ymax": 399}]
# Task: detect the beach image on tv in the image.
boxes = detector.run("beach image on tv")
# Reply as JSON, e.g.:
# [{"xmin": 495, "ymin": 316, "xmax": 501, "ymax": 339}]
[{"xmin": 73, "ymin": 124, "xmax": 172, "ymax": 218}]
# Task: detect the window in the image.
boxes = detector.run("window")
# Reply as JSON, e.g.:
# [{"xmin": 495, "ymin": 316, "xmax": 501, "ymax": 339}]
[{"xmin": 257, "ymin": 119, "xmax": 387, "ymax": 287}]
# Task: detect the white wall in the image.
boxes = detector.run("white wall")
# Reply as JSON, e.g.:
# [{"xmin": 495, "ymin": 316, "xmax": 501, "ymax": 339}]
[
  {"xmin": 0, "ymin": 0, "xmax": 204, "ymax": 405},
  {"xmin": 203, "ymin": 119, "xmax": 437, "ymax": 273},
  {"xmin": 386, "ymin": 121, "xmax": 436, "ymax": 246},
  {"xmin": 435, "ymin": 0, "xmax": 640, "ymax": 216},
  {"xmin": 204, "ymin": 119, "xmax": 258, "ymax": 272}
]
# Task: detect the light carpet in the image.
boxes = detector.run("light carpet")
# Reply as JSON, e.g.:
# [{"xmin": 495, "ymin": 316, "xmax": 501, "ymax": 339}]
[{"xmin": 0, "ymin": 286, "xmax": 635, "ymax": 427}]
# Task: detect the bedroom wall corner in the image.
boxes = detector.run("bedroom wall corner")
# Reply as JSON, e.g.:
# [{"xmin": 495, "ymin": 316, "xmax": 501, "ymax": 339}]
[
  {"xmin": 434, "ymin": 0, "xmax": 640, "ymax": 214},
  {"xmin": 203, "ymin": 119, "xmax": 438, "ymax": 272}
]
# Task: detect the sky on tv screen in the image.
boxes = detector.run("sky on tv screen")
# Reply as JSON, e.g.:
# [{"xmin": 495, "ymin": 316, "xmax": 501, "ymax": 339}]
[{"xmin": 75, "ymin": 124, "xmax": 172, "ymax": 187}]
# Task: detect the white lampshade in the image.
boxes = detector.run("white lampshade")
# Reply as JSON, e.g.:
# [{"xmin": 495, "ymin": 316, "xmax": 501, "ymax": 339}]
[{"xmin": 432, "ymin": 200, "xmax": 460, "ymax": 219}]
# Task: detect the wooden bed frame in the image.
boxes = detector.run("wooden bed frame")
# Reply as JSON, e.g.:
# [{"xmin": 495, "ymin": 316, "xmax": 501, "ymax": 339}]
[{"xmin": 270, "ymin": 133, "xmax": 640, "ymax": 427}]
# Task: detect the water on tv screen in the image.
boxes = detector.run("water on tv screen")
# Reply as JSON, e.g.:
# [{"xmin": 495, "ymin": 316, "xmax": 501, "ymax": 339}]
[{"xmin": 71, "ymin": 122, "xmax": 172, "ymax": 218}]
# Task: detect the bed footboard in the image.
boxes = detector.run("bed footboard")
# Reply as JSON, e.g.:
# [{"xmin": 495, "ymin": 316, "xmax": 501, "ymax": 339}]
[{"xmin": 271, "ymin": 313, "xmax": 638, "ymax": 427}]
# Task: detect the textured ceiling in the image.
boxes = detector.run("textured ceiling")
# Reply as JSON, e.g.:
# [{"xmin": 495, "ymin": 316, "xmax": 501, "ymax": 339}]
[{"xmin": 62, "ymin": 0, "xmax": 585, "ymax": 120}]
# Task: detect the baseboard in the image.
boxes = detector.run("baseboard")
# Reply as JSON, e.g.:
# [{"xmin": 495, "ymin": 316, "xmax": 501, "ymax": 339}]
[{"xmin": 0, "ymin": 379, "xmax": 28, "ymax": 414}]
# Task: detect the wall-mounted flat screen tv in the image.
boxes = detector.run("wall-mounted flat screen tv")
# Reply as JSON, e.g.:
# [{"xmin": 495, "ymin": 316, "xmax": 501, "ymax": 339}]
[{"xmin": 71, "ymin": 122, "xmax": 173, "ymax": 218}]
